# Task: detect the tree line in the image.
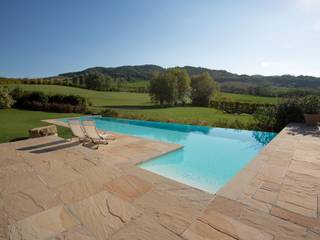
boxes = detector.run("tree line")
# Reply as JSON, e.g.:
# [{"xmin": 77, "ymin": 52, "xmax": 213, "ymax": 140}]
[{"xmin": 149, "ymin": 68, "xmax": 219, "ymax": 106}]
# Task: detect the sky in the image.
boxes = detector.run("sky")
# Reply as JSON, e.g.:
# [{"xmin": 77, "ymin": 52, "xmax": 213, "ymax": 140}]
[{"xmin": 1, "ymin": 0, "xmax": 320, "ymax": 78}]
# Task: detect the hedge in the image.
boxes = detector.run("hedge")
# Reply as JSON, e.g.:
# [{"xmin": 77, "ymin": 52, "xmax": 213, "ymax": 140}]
[{"xmin": 210, "ymin": 100, "xmax": 273, "ymax": 114}]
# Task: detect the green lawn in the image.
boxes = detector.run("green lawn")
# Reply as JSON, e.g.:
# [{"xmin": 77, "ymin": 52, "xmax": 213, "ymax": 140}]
[
  {"xmin": 6, "ymin": 84, "xmax": 152, "ymax": 110},
  {"xmin": 0, "ymin": 109, "xmax": 79, "ymax": 143},
  {"xmin": 214, "ymin": 92, "xmax": 278, "ymax": 104},
  {"xmin": 116, "ymin": 107, "xmax": 254, "ymax": 127},
  {"xmin": 0, "ymin": 85, "xmax": 273, "ymax": 143},
  {"xmin": 6, "ymin": 84, "xmax": 277, "ymax": 107}
]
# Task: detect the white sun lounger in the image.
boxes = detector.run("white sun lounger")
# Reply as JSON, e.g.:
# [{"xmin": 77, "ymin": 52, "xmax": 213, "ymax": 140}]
[
  {"xmin": 68, "ymin": 119, "xmax": 88, "ymax": 143},
  {"xmin": 82, "ymin": 120, "xmax": 110, "ymax": 146}
]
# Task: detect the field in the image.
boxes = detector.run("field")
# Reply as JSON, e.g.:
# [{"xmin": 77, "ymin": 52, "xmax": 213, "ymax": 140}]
[
  {"xmin": 0, "ymin": 109, "xmax": 78, "ymax": 143},
  {"xmin": 6, "ymin": 84, "xmax": 277, "ymax": 107},
  {"xmin": 0, "ymin": 84, "xmax": 277, "ymax": 143}
]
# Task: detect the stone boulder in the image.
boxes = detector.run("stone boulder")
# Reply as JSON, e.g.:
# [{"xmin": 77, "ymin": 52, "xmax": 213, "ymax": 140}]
[{"xmin": 29, "ymin": 125, "xmax": 58, "ymax": 138}]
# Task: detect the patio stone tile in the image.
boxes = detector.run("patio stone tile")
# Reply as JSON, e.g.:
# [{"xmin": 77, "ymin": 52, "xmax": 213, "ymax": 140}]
[
  {"xmin": 240, "ymin": 207, "xmax": 307, "ymax": 240},
  {"xmin": 289, "ymin": 160, "xmax": 320, "ymax": 179},
  {"xmin": 305, "ymin": 231, "xmax": 320, "ymax": 240},
  {"xmin": 54, "ymin": 177, "xmax": 102, "ymax": 204},
  {"xmin": 284, "ymin": 171, "xmax": 320, "ymax": 195},
  {"xmin": 133, "ymin": 189, "xmax": 203, "ymax": 235},
  {"xmin": 104, "ymin": 175, "xmax": 152, "ymax": 202},
  {"xmin": 238, "ymin": 194, "xmax": 272, "ymax": 213},
  {"xmin": 110, "ymin": 215, "xmax": 183, "ymax": 240},
  {"xmin": 293, "ymin": 150, "xmax": 320, "ymax": 164},
  {"xmin": 1, "ymin": 183, "xmax": 61, "ymax": 222},
  {"xmin": 0, "ymin": 209, "xmax": 10, "ymax": 239},
  {"xmin": 0, "ymin": 163, "xmax": 44, "ymax": 195},
  {"xmin": 9, "ymin": 205, "xmax": 79, "ymax": 240},
  {"xmin": 68, "ymin": 190, "xmax": 141, "ymax": 240},
  {"xmin": 276, "ymin": 186, "xmax": 318, "ymax": 218},
  {"xmin": 253, "ymin": 188, "xmax": 278, "ymax": 204},
  {"xmin": 49, "ymin": 225, "xmax": 96, "ymax": 240},
  {"xmin": 37, "ymin": 165, "xmax": 82, "ymax": 188},
  {"xmin": 198, "ymin": 209, "xmax": 273, "ymax": 240},
  {"xmin": 183, "ymin": 219, "xmax": 237, "ymax": 240},
  {"xmin": 271, "ymin": 206, "xmax": 320, "ymax": 234},
  {"xmin": 205, "ymin": 196, "xmax": 244, "ymax": 219},
  {"xmin": 80, "ymin": 163, "xmax": 123, "ymax": 187}
]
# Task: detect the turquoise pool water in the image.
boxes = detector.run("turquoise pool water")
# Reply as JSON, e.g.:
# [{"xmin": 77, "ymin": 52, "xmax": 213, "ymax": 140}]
[{"xmin": 61, "ymin": 117, "xmax": 276, "ymax": 193}]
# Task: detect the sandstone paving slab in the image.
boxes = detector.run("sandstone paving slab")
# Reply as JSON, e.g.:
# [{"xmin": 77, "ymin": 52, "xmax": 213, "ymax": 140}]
[
  {"xmin": 276, "ymin": 187, "xmax": 318, "ymax": 218},
  {"xmin": 239, "ymin": 207, "xmax": 307, "ymax": 240},
  {"xmin": 205, "ymin": 196, "xmax": 244, "ymax": 219},
  {"xmin": 305, "ymin": 231, "xmax": 320, "ymax": 240},
  {"xmin": 110, "ymin": 215, "xmax": 184, "ymax": 240},
  {"xmin": 8, "ymin": 205, "xmax": 79, "ymax": 240},
  {"xmin": 197, "ymin": 209, "xmax": 273, "ymax": 240},
  {"xmin": 80, "ymin": 163, "xmax": 124, "ymax": 187},
  {"xmin": 253, "ymin": 188, "xmax": 278, "ymax": 204},
  {"xmin": 289, "ymin": 160, "xmax": 320, "ymax": 179},
  {"xmin": 0, "ymin": 163, "xmax": 44, "ymax": 195},
  {"xmin": 271, "ymin": 206, "xmax": 320, "ymax": 235},
  {"xmin": 1, "ymin": 183, "xmax": 61, "ymax": 222},
  {"xmin": 36, "ymin": 165, "xmax": 82, "ymax": 188},
  {"xmin": 68, "ymin": 190, "xmax": 142, "ymax": 240},
  {"xmin": 54, "ymin": 177, "xmax": 102, "ymax": 204},
  {"xmin": 132, "ymin": 189, "xmax": 207, "ymax": 235},
  {"xmin": 49, "ymin": 225, "xmax": 96, "ymax": 240},
  {"xmin": 182, "ymin": 219, "xmax": 237, "ymax": 240},
  {"xmin": 104, "ymin": 175, "xmax": 152, "ymax": 202},
  {"xmin": 237, "ymin": 193, "xmax": 272, "ymax": 213}
]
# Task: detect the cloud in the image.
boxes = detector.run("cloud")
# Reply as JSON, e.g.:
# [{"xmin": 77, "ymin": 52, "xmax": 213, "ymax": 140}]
[
  {"xmin": 260, "ymin": 61, "xmax": 271, "ymax": 68},
  {"xmin": 312, "ymin": 21, "xmax": 320, "ymax": 32},
  {"xmin": 293, "ymin": 0, "xmax": 320, "ymax": 11}
]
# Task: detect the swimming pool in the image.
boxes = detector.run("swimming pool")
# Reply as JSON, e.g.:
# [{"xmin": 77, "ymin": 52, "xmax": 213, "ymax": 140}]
[{"xmin": 61, "ymin": 116, "xmax": 276, "ymax": 193}]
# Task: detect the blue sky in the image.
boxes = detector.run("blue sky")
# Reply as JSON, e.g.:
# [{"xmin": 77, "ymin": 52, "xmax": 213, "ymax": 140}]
[{"xmin": 1, "ymin": 0, "xmax": 320, "ymax": 77}]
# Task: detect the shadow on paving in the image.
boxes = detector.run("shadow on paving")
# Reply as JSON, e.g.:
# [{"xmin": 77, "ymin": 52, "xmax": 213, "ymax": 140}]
[
  {"xmin": 29, "ymin": 141, "xmax": 81, "ymax": 154},
  {"xmin": 286, "ymin": 123, "xmax": 320, "ymax": 137},
  {"xmin": 17, "ymin": 140, "xmax": 68, "ymax": 151}
]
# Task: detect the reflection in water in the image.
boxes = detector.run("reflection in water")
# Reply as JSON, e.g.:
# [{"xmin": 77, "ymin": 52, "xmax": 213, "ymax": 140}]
[{"xmin": 252, "ymin": 131, "xmax": 277, "ymax": 145}]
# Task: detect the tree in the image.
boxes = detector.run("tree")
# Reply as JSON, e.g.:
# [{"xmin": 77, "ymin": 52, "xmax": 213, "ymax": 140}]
[
  {"xmin": 191, "ymin": 72, "xmax": 218, "ymax": 106},
  {"xmin": 149, "ymin": 68, "xmax": 191, "ymax": 106},
  {"xmin": 149, "ymin": 71, "xmax": 177, "ymax": 105},
  {"xmin": 0, "ymin": 87, "xmax": 14, "ymax": 109},
  {"xmin": 84, "ymin": 72, "xmax": 112, "ymax": 91},
  {"xmin": 170, "ymin": 68, "xmax": 191, "ymax": 105}
]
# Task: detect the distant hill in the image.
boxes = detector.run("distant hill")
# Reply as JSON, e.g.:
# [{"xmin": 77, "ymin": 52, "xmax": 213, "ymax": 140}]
[{"xmin": 60, "ymin": 64, "xmax": 320, "ymax": 91}]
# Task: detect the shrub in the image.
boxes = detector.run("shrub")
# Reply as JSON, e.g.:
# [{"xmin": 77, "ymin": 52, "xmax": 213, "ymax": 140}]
[
  {"xmin": 0, "ymin": 87, "xmax": 14, "ymax": 109},
  {"xmin": 100, "ymin": 108, "xmax": 119, "ymax": 117},
  {"xmin": 301, "ymin": 95, "xmax": 320, "ymax": 114},
  {"xmin": 254, "ymin": 97, "xmax": 304, "ymax": 132},
  {"xmin": 210, "ymin": 100, "xmax": 273, "ymax": 114},
  {"xmin": 13, "ymin": 91, "xmax": 87, "ymax": 113}
]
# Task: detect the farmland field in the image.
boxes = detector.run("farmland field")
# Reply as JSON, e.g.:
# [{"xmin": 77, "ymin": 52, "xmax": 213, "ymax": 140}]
[{"xmin": 6, "ymin": 84, "xmax": 278, "ymax": 107}]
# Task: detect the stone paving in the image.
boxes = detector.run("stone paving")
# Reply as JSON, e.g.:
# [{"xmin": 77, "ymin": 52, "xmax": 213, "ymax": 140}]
[{"xmin": 0, "ymin": 123, "xmax": 319, "ymax": 239}]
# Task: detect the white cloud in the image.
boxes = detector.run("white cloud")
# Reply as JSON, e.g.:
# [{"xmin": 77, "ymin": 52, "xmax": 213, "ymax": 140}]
[
  {"xmin": 260, "ymin": 61, "xmax": 271, "ymax": 68},
  {"xmin": 312, "ymin": 21, "xmax": 320, "ymax": 32},
  {"xmin": 293, "ymin": 0, "xmax": 320, "ymax": 11}
]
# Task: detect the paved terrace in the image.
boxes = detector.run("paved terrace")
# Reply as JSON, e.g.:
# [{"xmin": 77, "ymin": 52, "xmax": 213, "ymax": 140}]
[{"xmin": 0, "ymin": 123, "xmax": 319, "ymax": 240}]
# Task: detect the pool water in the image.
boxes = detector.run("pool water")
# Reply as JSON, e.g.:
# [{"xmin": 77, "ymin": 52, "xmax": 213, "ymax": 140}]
[{"xmin": 61, "ymin": 117, "xmax": 276, "ymax": 193}]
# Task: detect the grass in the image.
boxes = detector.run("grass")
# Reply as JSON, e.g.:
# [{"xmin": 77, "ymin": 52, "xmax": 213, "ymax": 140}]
[
  {"xmin": 214, "ymin": 92, "xmax": 278, "ymax": 104},
  {"xmin": 0, "ymin": 84, "xmax": 273, "ymax": 143},
  {"xmin": 0, "ymin": 109, "xmax": 79, "ymax": 143},
  {"xmin": 6, "ymin": 84, "xmax": 152, "ymax": 110},
  {"xmin": 6, "ymin": 84, "xmax": 277, "ymax": 107},
  {"xmin": 115, "ymin": 107, "xmax": 254, "ymax": 128}
]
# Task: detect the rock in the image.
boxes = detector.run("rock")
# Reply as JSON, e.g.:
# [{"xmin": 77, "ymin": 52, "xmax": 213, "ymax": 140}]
[{"xmin": 29, "ymin": 125, "xmax": 58, "ymax": 138}]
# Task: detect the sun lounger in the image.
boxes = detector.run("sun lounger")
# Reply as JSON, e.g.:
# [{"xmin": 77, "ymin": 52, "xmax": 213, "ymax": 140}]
[
  {"xmin": 68, "ymin": 119, "xmax": 88, "ymax": 143},
  {"xmin": 82, "ymin": 120, "xmax": 109, "ymax": 146}
]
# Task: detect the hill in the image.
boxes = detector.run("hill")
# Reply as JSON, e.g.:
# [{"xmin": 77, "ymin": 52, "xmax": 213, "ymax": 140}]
[{"xmin": 59, "ymin": 65, "xmax": 320, "ymax": 92}]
